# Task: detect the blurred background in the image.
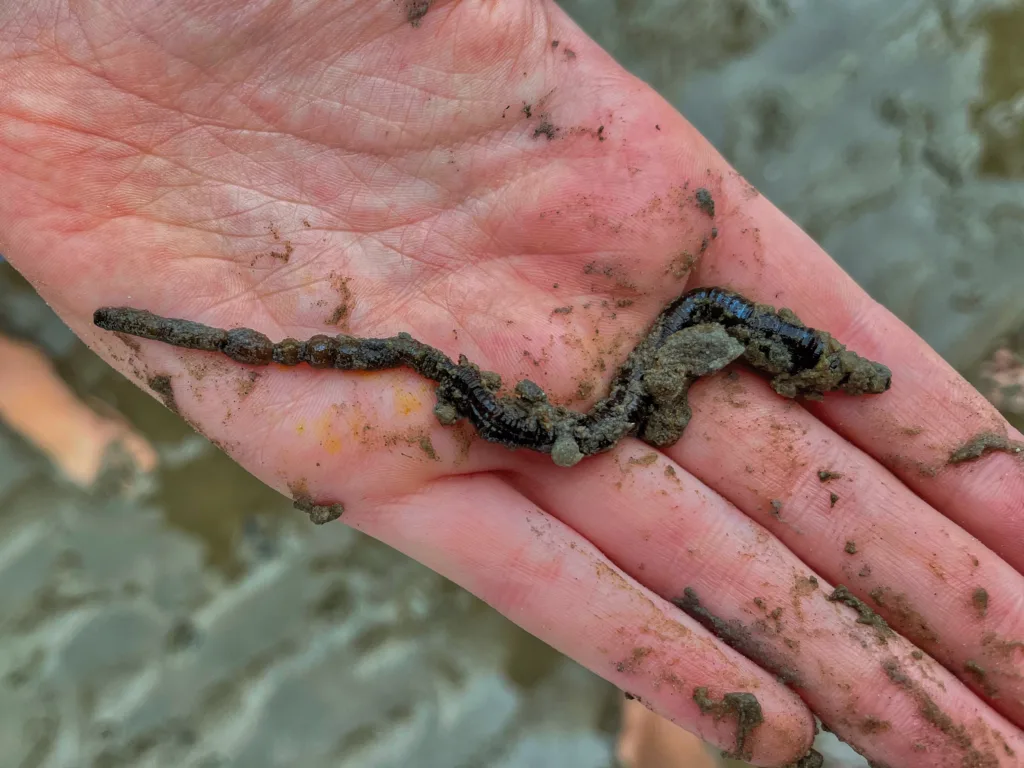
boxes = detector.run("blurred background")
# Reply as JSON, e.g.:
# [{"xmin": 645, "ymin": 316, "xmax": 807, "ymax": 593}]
[{"xmin": 1, "ymin": 1, "xmax": 1022, "ymax": 766}]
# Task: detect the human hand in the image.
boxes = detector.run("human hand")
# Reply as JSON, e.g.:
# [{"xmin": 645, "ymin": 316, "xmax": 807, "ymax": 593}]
[{"xmin": 1, "ymin": 2, "xmax": 1021, "ymax": 765}]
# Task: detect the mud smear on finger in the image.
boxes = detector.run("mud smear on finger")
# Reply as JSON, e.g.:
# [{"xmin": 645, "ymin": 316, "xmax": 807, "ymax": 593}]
[
  {"xmin": 948, "ymin": 430, "xmax": 1024, "ymax": 464},
  {"xmin": 881, "ymin": 658, "xmax": 1014, "ymax": 766},
  {"xmin": 692, "ymin": 686, "xmax": 763, "ymax": 761},
  {"xmin": 826, "ymin": 585, "xmax": 893, "ymax": 642},
  {"xmin": 672, "ymin": 587, "xmax": 800, "ymax": 686}
]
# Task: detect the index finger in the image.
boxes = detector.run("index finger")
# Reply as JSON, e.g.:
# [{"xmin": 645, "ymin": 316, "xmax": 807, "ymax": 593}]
[{"xmin": 695, "ymin": 178, "xmax": 1024, "ymax": 571}]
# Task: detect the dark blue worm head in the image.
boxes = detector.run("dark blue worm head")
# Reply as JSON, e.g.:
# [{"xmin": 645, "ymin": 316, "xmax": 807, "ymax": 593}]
[{"xmin": 769, "ymin": 333, "xmax": 891, "ymax": 399}]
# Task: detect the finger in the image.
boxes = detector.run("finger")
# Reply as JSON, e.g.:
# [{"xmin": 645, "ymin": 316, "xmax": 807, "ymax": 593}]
[
  {"xmin": 512, "ymin": 444, "xmax": 1024, "ymax": 767},
  {"xmin": 0, "ymin": 335, "xmax": 158, "ymax": 486},
  {"xmin": 670, "ymin": 366, "xmax": 1024, "ymax": 726},
  {"xmin": 343, "ymin": 473, "xmax": 815, "ymax": 767},
  {"xmin": 692, "ymin": 182, "xmax": 1024, "ymax": 570}
]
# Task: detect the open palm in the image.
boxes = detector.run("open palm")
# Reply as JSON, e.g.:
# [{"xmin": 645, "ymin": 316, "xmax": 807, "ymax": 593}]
[{"xmin": 2, "ymin": 2, "xmax": 1023, "ymax": 765}]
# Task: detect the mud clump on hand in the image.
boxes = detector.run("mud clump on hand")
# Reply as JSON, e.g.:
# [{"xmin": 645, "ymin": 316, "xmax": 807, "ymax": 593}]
[
  {"xmin": 694, "ymin": 187, "xmax": 716, "ymax": 217},
  {"xmin": 292, "ymin": 497, "xmax": 344, "ymax": 525},
  {"xmin": 640, "ymin": 324, "xmax": 744, "ymax": 446},
  {"xmin": 692, "ymin": 686, "xmax": 764, "ymax": 762},
  {"xmin": 789, "ymin": 749, "xmax": 825, "ymax": 768},
  {"xmin": 289, "ymin": 480, "xmax": 344, "ymax": 525}
]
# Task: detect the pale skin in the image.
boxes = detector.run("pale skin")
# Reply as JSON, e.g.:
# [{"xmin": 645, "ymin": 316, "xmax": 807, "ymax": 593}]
[{"xmin": 1, "ymin": 2, "xmax": 1022, "ymax": 766}]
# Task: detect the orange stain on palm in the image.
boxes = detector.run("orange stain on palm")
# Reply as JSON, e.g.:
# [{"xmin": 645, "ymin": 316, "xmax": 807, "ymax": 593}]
[
  {"xmin": 394, "ymin": 387, "xmax": 424, "ymax": 417},
  {"xmin": 314, "ymin": 410, "xmax": 343, "ymax": 454}
]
